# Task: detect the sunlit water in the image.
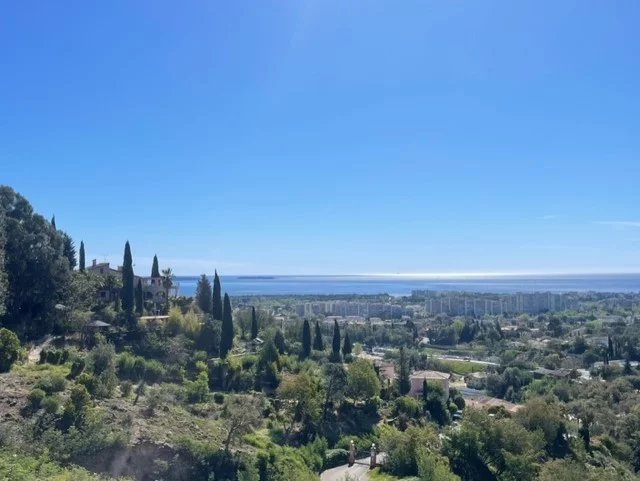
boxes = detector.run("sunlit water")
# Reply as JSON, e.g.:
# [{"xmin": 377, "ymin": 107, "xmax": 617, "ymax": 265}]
[{"xmin": 174, "ymin": 274, "xmax": 640, "ymax": 297}]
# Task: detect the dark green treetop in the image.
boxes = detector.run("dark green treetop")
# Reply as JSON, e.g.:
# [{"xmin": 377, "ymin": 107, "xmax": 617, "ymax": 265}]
[
  {"xmin": 220, "ymin": 293, "xmax": 234, "ymax": 358},
  {"xmin": 212, "ymin": 270, "xmax": 223, "ymax": 320}
]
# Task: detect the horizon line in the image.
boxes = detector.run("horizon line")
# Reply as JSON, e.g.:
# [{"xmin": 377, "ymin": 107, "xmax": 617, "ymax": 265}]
[{"xmin": 172, "ymin": 271, "xmax": 640, "ymax": 278}]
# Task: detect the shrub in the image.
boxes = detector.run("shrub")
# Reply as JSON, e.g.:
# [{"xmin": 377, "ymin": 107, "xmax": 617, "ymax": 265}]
[
  {"xmin": 27, "ymin": 388, "xmax": 46, "ymax": 410},
  {"xmin": 0, "ymin": 328, "xmax": 21, "ymax": 372},
  {"xmin": 120, "ymin": 380, "xmax": 133, "ymax": 397},
  {"xmin": 324, "ymin": 449, "xmax": 349, "ymax": 469},
  {"xmin": 68, "ymin": 357, "xmax": 86, "ymax": 379},
  {"xmin": 213, "ymin": 392, "xmax": 225, "ymax": 404},
  {"xmin": 35, "ymin": 373, "xmax": 66, "ymax": 394},
  {"xmin": 41, "ymin": 396, "xmax": 61, "ymax": 414},
  {"xmin": 76, "ymin": 373, "xmax": 99, "ymax": 396},
  {"xmin": 184, "ymin": 369, "xmax": 210, "ymax": 404},
  {"xmin": 143, "ymin": 359, "xmax": 165, "ymax": 383}
]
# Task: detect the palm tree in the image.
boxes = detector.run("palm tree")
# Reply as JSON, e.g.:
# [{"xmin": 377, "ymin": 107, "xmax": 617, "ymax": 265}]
[{"xmin": 161, "ymin": 267, "xmax": 174, "ymax": 314}]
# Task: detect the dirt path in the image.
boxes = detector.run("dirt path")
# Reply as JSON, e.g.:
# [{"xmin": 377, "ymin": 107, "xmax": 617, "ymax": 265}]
[{"xmin": 27, "ymin": 335, "xmax": 55, "ymax": 364}]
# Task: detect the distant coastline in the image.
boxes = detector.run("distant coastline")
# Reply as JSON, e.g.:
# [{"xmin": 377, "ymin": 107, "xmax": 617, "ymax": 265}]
[{"xmin": 173, "ymin": 273, "xmax": 640, "ymax": 297}]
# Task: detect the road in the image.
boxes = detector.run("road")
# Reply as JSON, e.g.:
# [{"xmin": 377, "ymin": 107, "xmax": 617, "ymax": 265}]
[{"xmin": 320, "ymin": 454, "xmax": 385, "ymax": 481}]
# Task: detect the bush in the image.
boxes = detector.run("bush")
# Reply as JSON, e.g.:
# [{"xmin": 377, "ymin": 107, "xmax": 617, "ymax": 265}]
[
  {"xmin": 35, "ymin": 373, "xmax": 66, "ymax": 394},
  {"xmin": 324, "ymin": 449, "xmax": 349, "ymax": 469},
  {"xmin": 184, "ymin": 369, "xmax": 210, "ymax": 404},
  {"xmin": 68, "ymin": 357, "xmax": 86, "ymax": 379},
  {"xmin": 41, "ymin": 396, "xmax": 61, "ymax": 414},
  {"xmin": 143, "ymin": 359, "xmax": 165, "ymax": 383},
  {"xmin": 27, "ymin": 388, "xmax": 46, "ymax": 410},
  {"xmin": 76, "ymin": 373, "xmax": 99, "ymax": 396},
  {"xmin": 213, "ymin": 392, "xmax": 225, "ymax": 404},
  {"xmin": 120, "ymin": 380, "xmax": 133, "ymax": 397},
  {"xmin": 0, "ymin": 328, "xmax": 21, "ymax": 372}
]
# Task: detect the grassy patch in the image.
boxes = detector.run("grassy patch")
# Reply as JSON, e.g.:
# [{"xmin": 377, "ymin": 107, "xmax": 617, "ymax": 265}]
[
  {"xmin": 437, "ymin": 359, "xmax": 487, "ymax": 376},
  {"xmin": 11, "ymin": 362, "xmax": 71, "ymax": 382},
  {"xmin": 370, "ymin": 468, "xmax": 419, "ymax": 481},
  {"xmin": 244, "ymin": 428, "xmax": 272, "ymax": 449},
  {"xmin": 0, "ymin": 449, "xmax": 124, "ymax": 481}
]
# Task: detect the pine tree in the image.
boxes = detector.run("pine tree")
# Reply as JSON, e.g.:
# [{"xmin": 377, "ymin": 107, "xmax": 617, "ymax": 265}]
[
  {"xmin": 195, "ymin": 274, "xmax": 213, "ymax": 314},
  {"xmin": 220, "ymin": 293, "xmax": 234, "ymax": 358},
  {"xmin": 79, "ymin": 241, "xmax": 85, "ymax": 272},
  {"xmin": 342, "ymin": 331, "xmax": 352, "ymax": 358},
  {"xmin": 313, "ymin": 321, "xmax": 324, "ymax": 351},
  {"xmin": 251, "ymin": 306, "xmax": 259, "ymax": 339},
  {"xmin": 51, "ymin": 215, "xmax": 56, "ymax": 229},
  {"xmin": 135, "ymin": 279, "xmax": 144, "ymax": 315},
  {"xmin": 121, "ymin": 241, "xmax": 135, "ymax": 313},
  {"xmin": 151, "ymin": 255, "xmax": 160, "ymax": 278},
  {"xmin": 212, "ymin": 270, "xmax": 223, "ymax": 320},
  {"xmin": 302, "ymin": 319, "xmax": 311, "ymax": 359},
  {"xmin": 398, "ymin": 347, "xmax": 411, "ymax": 395},
  {"xmin": 331, "ymin": 320, "xmax": 341, "ymax": 362}
]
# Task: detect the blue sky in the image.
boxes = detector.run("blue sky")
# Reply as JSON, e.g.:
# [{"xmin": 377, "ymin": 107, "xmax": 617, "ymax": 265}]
[{"xmin": 2, "ymin": 1, "xmax": 639, "ymax": 275}]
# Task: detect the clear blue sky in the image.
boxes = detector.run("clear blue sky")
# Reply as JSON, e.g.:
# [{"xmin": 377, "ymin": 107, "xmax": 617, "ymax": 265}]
[{"xmin": 2, "ymin": 1, "xmax": 639, "ymax": 275}]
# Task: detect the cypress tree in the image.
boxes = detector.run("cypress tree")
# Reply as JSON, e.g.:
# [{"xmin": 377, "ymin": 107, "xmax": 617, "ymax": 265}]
[
  {"xmin": 274, "ymin": 329, "xmax": 286, "ymax": 354},
  {"xmin": 151, "ymin": 255, "xmax": 160, "ymax": 278},
  {"xmin": 251, "ymin": 306, "xmax": 259, "ymax": 339},
  {"xmin": 331, "ymin": 320, "xmax": 341, "ymax": 361},
  {"xmin": 342, "ymin": 331, "xmax": 352, "ymax": 358},
  {"xmin": 313, "ymin": 321, "xmax": 324, "ymax": 351},
  {"xmin": 398, "ymin": 347, "xmax": 411, "ymax": 395},
  {"xmin": 220, "ymin": 293, "xmax": 234, "ymax": 357},
  {"xmin": 195, "ymin": 274, "xmax": 213, "ymax": 314},
  {"xmin": 301, "ymin": 319, "xmax": 311, "ymax": 359},
  {"xmin": 79, "ymin": 241, "xmax": 85, "ymax": 272},
  {"xmin": 422, "ymin": 379, "xmax": 429, "ymax": 404},
  {"xmin": 212, "ymin": 270, "xmax": 223, "ymax": 320},
  {"xmin": 51, "ymin": 215, "xmax": 56, "ymax": 229},
  {"xmin": 121, "ymin": 241, "xmax": 135, "ymax": 313},
  {"xmin": 135, "ymin": 279, "xmax": 144, "ymax": 315}
]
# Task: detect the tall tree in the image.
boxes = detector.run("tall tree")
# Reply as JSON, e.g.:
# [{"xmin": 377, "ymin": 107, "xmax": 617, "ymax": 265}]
[
  {"xmin": 212, "ymin": 270, "xmax": 223, "ymax": 320},
  {"xmin": 79, "ymin": 240, "xmax": 85, "ymax": 272},
  {"xmin": 161, "ymin": 267, "xmax": 173, "ymax": 314},
  {"xmin": 251, "ymin": 306, "xmax": 259, "ymax": 339},
  {"xmin": 195, "ymin": 274, "xmax": 212, "ymax": 314},
  {"xmin": 50, "ymin": 215, "xmax": 56, "ymax": 229},
  {"xmin": 61, "ymin": 232, "xmax": 76, "ymax": 270},
  {"xmin": 398, "ymin": 346, "xmax": 411, "ymax": 395},
  {"xmin": 331, "ymin": 320, "xmax": 341, "ymax": 362},
  {"xmin": 313, "ymin": 321, "xmax": 324, "ymax": 351},
  {"xmin": 151, "ymin": 254, "xmax": 160, "ymax": 277},
  {"xmin": 301, "ymin": 319, "xmax": 311, "ymax": 359},
  {"xmin": 135, "ymin": 279, "xmax": 143, "ymax": 315},
  {"xmin": 0, "ymin": 214, "xmax": 7, "ymax": 318},
  {"xmin": 220, "ymin": 293, "xmax": 234, "ymax": 357},
  {"xmin": 274, "ymin": 329, "xmax": 286, "ymax": 354},
  {"xmin": 0, "ymin": 187, "xmax": 71, "ymax": 336},
  {"xmin": 121, "ymin": 241, "xmax": 135, "ymax": 313},
  {"xmin": 342, "ymin": 330, "xmax": 352, "ymax": 358}
]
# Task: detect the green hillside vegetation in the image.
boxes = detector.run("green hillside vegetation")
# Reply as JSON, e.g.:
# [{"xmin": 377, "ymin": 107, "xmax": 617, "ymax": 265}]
[{"xmin": 2, "ymin": 185, "xmax": 640, "ymax": 481}]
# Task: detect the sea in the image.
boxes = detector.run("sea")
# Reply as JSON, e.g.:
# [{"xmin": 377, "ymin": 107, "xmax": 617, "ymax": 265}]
[{"xmin": 174, "ymin": 274, "xmax": 640, "ymax": 297}]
